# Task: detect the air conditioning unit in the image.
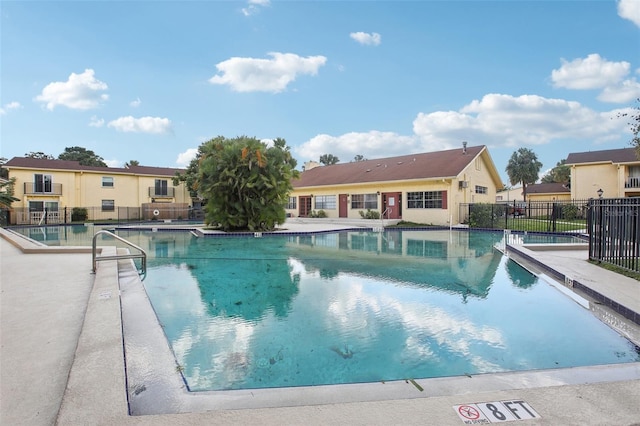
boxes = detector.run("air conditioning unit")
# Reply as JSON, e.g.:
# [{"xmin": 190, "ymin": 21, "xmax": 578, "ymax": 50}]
[{"xmin": 459, "ymin": 181, "xmax": 468, "ymax": 189}]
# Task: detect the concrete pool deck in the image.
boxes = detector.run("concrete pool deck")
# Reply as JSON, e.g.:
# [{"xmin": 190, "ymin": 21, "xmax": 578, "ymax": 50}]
[{"xmin": 1, "ymin": 221, "xmax": 640, "ymax": 425}]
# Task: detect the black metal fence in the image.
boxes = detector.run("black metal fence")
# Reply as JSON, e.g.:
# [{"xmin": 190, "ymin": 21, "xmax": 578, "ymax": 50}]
[
  {"xmin": 460, "ymin": 200, "xmax": 591, "ymax": 234},
  {"xmin": 7, "ymin": 205, "xmax": 204, "ymax": 225},
  {"xmin": 588, "ymin": 198, "xmax": 640, "ymax": 274}
]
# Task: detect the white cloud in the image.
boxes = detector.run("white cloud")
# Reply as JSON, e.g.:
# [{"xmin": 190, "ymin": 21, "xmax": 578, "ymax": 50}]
[
  {"xmin": 550, "ymin": 54, "xmax": 640, "ymax": 103},
  {"xmin": 350, "ymin": 32, "xmax": 382, "ymax": 46},
  {"xmin": 551, "ymin": 54, "xmax": 630, "ymax": 90},
  {"xmin": 295, "ymin": 131, "xmax": 419, "ymax": 163},
  {"xmin": 88, "ymin": 115, "xmax": 105, "ymax": 127},
  {"xmin": 618, "ymin": 0, "xmax": 640, "ymax": 27},
  {"xmin": 0, "ymin": 101, "xmax": 22, "ymax": 115},
  {"xmin": 130, "ymin": 97, "xmax": 142, "ymax": 107},
  {"xmin": 209, "ymin": 52, "xmax": 327, "ymax": 93},
  {"xmin": 107, "ymin": 116, "xmax": 172, "ymax": 134},
  {"xmin": 34, "ymin": 69, "xmax": 108, "ymax": 110},
  {"xmin": 176, "ymin": 148, "xmax": 198, "ymax": 166},
  {"xmin": 104, "ymin": 159, "xmax": 122, "ymax": 168},
  {"xmin": 241, "ymin": 0, "xmax": 270, "ymax": 16},
  {"xmin": 297, "ymin": 94, "xmax": 630, "ymax": 163}
]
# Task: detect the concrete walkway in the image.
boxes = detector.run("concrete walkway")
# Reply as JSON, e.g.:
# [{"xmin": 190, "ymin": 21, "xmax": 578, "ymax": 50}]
[{"xmin": 1, "ymin": 223, "xmax": 640, "ymax": 425}]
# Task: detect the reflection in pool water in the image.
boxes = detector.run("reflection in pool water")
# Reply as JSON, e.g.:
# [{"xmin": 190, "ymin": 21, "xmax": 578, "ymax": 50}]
[{"xmin": 135, "ymin": 230, "xmax": 639, "ymax": 392}]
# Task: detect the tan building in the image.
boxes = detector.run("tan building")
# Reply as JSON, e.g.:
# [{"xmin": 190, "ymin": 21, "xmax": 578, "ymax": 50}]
[
  {"xmin": 288, "ymin": 144, "xmax": 503, "ymax": 226},
  {"xmin": 525, "ymin": 183, "xmax": 571, "ymax": 202},
  {"xmin": 3, "ymin": 157, "xmax": 191, "ymax": 224},
  {"xmin": 565, "ymin": 147, "xmax": 640, "ymax": 200}
]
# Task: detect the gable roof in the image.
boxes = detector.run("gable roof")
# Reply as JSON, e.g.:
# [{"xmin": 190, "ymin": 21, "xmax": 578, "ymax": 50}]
[
  {"xmin": 526, "ymin": 183, "xmax": 570, "ymax": 194},
  {"xmin": 565, "ymin": 147, "xmax": 639, "ymax": 165},
  {"xmin": 3, "ymin": 157, "xmax": 184, "ymax": 177},
  {"xmin": 293, "ymin": 145, "xmax": 501, "ymax": 188}
]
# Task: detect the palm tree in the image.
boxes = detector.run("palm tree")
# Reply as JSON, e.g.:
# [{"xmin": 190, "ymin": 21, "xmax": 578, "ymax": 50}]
[
  {"xmin": 505, "ymin": 148, "xmax": 542, "ymax": 201},
  {"xmin": 0, "ymin": 178, "xmax": 19, "ymax": 208}
]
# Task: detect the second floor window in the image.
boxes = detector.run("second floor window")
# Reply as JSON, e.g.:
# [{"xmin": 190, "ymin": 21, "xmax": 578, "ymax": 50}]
[
  {"xmin": 102, "ymin": 177, "xmax": 114, "ymax": 188},
  {"xmin": 155, "ymin": 179, "xmax": 168, "ymax": 196},
  {"xmin": 34, "ymin": 174, "xmax": 52, "ymax": 193},
  {"xmin": 475, "ymin": 185, "xmax": 488, "ymax": 194}
]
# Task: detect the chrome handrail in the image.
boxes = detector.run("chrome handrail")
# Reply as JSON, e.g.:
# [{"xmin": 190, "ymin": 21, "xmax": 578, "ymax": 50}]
[
  {"xmin": 381, "ymin": 207, "xmax": 391, "ymax": 229},
  {"xmin": 92, "ymin": 230, "xmax": 147, "ymax": 277}
]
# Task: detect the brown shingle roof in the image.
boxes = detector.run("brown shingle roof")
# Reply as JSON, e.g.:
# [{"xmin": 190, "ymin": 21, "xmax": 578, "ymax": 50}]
[
  {"xmin": 3, "ymin": 157, "xmax": 183, "ymax": 177},
  {"xmin": 565, "ymin": 147, "xmax": 638, "ymax": 165},
  {"xmin": 293, "ymin": 145, "xmax": 487, "ymax": 188},
  {"xmin": 526, "ymin": 183, "xmax": 570, "ymax": 194}
]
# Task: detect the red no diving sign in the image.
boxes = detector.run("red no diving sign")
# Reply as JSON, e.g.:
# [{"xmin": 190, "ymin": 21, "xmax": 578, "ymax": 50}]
[{"xmin": 454, "ymin": 400, "xmax": 540, "ymax": 424}]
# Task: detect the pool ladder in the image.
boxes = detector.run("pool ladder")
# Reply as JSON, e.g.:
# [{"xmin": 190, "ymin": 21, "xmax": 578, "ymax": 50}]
[{"xmin": 92, "ymin": 230, "xmax": 147, "ymax": 278}]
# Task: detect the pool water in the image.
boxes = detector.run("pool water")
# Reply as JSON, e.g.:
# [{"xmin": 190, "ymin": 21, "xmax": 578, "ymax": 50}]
[{"xmin": 137, "ymin": 230, "xmax": 639, "ymax": 392}]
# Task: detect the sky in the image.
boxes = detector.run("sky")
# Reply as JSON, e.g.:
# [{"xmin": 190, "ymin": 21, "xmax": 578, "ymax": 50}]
[{"xmin": 1, "ymin": 0, "xmax": 639, "ymax": 186}]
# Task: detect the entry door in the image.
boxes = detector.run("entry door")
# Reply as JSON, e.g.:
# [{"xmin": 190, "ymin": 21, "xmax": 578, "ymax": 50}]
[
  {"xmin": 299, "ymin": 196, "xmax": 312, "ymax": 217},
  {"xmin": 382, "ymin": 192, "xmax": 402, "ymax": 219},
  {"xmin": 339, "ymin": 194, "xmax": 348, "ymax": 217}
]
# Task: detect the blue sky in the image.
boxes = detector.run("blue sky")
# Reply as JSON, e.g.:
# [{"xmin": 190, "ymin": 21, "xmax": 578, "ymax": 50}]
[{"xmin": 1, "ymin": 0, "xmax": 639, "ymax": 185}]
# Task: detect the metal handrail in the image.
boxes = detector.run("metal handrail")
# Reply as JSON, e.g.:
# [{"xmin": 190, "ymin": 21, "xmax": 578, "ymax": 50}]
[
  {"xmin": 92, "ymin": 230, "xmax": 147, "ymax": 277},
  {"xmin": 381, "ymin": 207, "xmax": 391, "ymax": 229}
]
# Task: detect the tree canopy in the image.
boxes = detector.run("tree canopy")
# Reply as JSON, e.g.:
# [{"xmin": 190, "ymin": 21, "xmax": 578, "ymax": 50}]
[
  {"xmin": 505, "ymin": 148, "xmax": 542, "ymax": 200},
  {"xmin": 25, "ymin": 151, "xmax": 54, "ymax": 159},
  {"xmin": 619, "ymin": 98, "xmax": 640, "ymax": 157},
  {"xmin": 125, "ymin": 160, "xmax": 140, "ymax": 168},
  {"xmin": 352, "ymin": 154, "xmax": 367, "ymax": 162},
  {"xmin": 175, "ymin": 136, "xmax": 298, "ymax": 231},
  {"xmin": 58, "ymin": 146, "xmax": 107, "ymax": 167},
  {"xmin": 319, "ymin": 153, "xmax": 339, "ymax": 165},
  {"xmin": 541, "ymin": 159, "xmax": 570, "ymax": 184}
]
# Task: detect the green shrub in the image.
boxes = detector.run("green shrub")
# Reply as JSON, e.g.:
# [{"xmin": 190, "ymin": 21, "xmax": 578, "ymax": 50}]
[
  {"xmin": 310, "ymin": 210, "xmax": 327, "ymax": 218},
  {"xmin": 469, "ymin": 203, "xmax": 505, "ymax": 228},
  {"xmin": 359, "ymin": 209, "xmax": 380, "ymax": 219},
  {"xmin": 562, "ymin": 203, "xmax": 579, "ymax": 221},
  {"xmin": 71, "ymin": 207, "xmax": 88, "ymax": 222}
]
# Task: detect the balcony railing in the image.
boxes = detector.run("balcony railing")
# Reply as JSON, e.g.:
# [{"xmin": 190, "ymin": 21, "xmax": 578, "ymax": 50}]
[
  {"xmin": 148, "ymin": 186, "xmax": 175, "ymax": 198},
  {"xmin": 24, "ymin": 182, "xmax": 62, "ymax": 195},
  {"xmin": 625, "ymin": 177, "xmax": 640, "ymax": 188}
]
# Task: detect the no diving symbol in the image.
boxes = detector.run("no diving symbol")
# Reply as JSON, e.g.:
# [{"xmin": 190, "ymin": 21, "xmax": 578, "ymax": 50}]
[{"xmin": 458, "ymin": 405, "xmax": 480, "ymax": 420}]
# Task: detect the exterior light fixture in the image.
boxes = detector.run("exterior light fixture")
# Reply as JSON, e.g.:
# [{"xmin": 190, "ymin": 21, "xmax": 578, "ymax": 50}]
[{"xmin": 597, "ymin": 188, "xmax": 603, "ymax": 198}]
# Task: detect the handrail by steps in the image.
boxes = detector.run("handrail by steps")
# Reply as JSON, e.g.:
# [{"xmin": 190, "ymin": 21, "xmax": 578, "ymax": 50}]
[{"xmin": 92, "ymin": 230, "xmax": 147, "ymax": 277}]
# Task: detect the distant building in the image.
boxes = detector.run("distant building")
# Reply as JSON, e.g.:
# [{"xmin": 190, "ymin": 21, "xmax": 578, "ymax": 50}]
[
  {"xmin": 2, "ymin": 157, "xmax": 191, "ymax": 224},
  {"xmin": 524, "ymin": 183, "xmax": 570, "ymax": 202},
  {"xmin": 496, "ymin": 186, "xmax": 523, "ymax": 203},
  {"xmin": 288, "ymin": 144, "xmax": 503, "ymax": 226},
  {"xmin": 565, "ymin": 147, "xmax": 640, "ymax": 199}
]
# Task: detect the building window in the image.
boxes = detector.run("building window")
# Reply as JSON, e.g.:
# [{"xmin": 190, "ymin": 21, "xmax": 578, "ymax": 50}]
[
  {"xmin": 155, "ymin": 179, "xmax": 168, "ymax": 196},
  {"xmin": 102, "ymin": 200, "xmax": 115, "ymax": 212},
  {"xmin": 315, "ymin": 195, "xmax": 336, "ymax": 210},
  {"xmin": 351, "ymin": 193, "xmax": 378, "ymax": 210},
  {"xmin": 287, "ymin": 197, "xmax": 297, "ymax": 210},
  {"xmin": 475, "ymin": 158, "xmax": 482, "ymax": 171},
  {"xmin": 475, "ymin": 185, "xmax": 488, "ymax": 194},
  {"xmin": 407, "ymin": 191, "xmax": 443, "ymax": 209},
  {"xmin": 34, "ymin": 174, "xmax": 52, "ymax": 193},
  {"xmin": 102, "ymin": 177, "xmax": 114, "ymax": 188}
]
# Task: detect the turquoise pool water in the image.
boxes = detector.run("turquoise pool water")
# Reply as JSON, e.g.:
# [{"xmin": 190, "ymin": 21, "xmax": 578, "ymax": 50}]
[
  {"xmin": 136, "ymin": 230, "xmax": 637, "ymax": 391},
  {"xmin": 10, "ymin": 226, "xmax": 638, "ymax": 392}
]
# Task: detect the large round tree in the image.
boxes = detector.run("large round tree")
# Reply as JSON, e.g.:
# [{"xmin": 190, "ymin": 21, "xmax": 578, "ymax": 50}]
[
  {"xmin": 505, "ymin": 147, "xmax": 542, "ymax": 201},
  {"xmin": 191, "ymin": 136, "xmax": 298, "ymax": 231}
]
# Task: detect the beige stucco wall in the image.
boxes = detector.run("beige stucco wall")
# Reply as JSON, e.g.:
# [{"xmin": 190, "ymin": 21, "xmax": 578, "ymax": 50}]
[
  {"xmin": 526, "ymin": 193, "xmax": 571, "ymax": 202},
  {"xmin": 570, "ymin": 163, "xmax": 619, "ymax": 199}
]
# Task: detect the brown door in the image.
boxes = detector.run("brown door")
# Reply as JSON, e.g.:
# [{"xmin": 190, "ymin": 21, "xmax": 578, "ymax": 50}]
[
  {"xmin": 299, "ymin": 196, "xmax": 312, "ymax": 217},
  {"xmin": 339, "ymin": 194, "xmax": 348, "ymax": 217},
  {"xmin": 382, "ymin": 192, "xmax": 402, "ymax": 219}
]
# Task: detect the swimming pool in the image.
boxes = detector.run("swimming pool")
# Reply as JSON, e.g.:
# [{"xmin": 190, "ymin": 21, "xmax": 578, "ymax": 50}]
[
  {"xmin": 124, "ymin": 229, "xmax": 637, "ymax": 393},
  {"xmin": 9, "ymin": 226, "xmax": 639, "ymax": 394}
]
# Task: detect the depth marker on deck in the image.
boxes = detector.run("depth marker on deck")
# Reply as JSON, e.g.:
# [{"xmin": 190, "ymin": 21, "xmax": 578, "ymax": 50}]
[{"xmin": 453, "ymin": 400, "xmax": 540, "ymax": 424}]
